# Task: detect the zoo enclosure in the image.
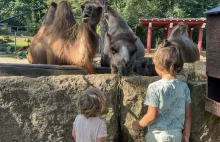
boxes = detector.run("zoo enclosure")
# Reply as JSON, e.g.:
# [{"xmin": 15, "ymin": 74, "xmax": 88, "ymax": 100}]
[{"xmin": 139, "ymin": 18, "xmax": 206, "ymax": 53}]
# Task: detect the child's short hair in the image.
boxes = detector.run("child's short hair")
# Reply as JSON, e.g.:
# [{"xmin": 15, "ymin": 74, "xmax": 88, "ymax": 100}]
[
  {"xmin": 153, "ymin": 40, "xmax": 184, "ymax": 75},
  {"xmin": 76, "ymin": 87, "xmax": 106, "ymax": 118}
]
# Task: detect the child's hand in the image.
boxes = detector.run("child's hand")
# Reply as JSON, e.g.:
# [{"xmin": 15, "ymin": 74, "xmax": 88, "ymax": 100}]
[
  {"xmin": 181, "ymin": 135, "xmax": 189, "ymax": 142},
  {"xmin": 132, "ymin": 120, "xmax": 141, "ymax": 131}
]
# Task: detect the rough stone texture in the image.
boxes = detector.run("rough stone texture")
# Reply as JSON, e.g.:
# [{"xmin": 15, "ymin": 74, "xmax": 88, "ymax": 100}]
[
  {"xmin": 189, "ymin": 81, "xmax": 220, "ymax": 142},
  {"xmin": 120, "ymin": 75, "xmax": 186, "ymax": 142},
  {"xmin": 119, "ymin": 76, "xmax": 159, "ymax": 142},
  {"xmin": 1, "ymin": 62, "xmax": 220, "ymax": 142},
  {"xmin": 182, "ymin": 61, "xmax": 206, "ymax": 81},
  {"xmin": 0, "ymin": 75, "xmax": 119, "ymax": 142}
]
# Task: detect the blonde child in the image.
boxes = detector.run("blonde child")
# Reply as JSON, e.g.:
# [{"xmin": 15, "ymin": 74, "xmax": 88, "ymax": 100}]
[
  {"xmin": 132, "ymin": 40, "xmax": 191, "ymax": 142},
  {"xmin": 72, "ymin": 87, "xmax": 107, "ymax": 142}
]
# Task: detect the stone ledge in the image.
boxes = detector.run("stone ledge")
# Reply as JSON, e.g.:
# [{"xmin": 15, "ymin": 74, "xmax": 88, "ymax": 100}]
[
  {"xmin": 0, "ymin": 75, "xmax": 118, "ymax": 142},
  {"xmin": 182, "ymin": 61, "xmax": 206, "ymax": 81}
]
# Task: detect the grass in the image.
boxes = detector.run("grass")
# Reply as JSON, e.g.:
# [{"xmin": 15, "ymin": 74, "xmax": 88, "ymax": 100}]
[{"xmin": 0, "ymin": 35, "xmax": 32, "ymax": 52}]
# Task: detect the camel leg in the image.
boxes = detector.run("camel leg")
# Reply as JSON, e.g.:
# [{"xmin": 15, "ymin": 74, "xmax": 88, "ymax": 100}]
[
  {"xmin": 111, "ymin": 64, "xmax": 118, "ymax": 74},
  {"xmin": 84, "ymin": 61, "xmax": 95, "ymax": 74}
]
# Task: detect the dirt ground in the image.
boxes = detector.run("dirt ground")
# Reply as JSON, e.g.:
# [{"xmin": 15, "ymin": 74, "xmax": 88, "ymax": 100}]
[{"xmin": 0, "ymin": 56, "xmax": 29, "ymax": 64}]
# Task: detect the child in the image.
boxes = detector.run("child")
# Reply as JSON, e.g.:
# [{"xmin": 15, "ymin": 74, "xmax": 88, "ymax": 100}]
[
  {"xmin": 132, "ymin": 40, "xmax": 191, "ymax": 142},
  {"xmin": 72, "ymin": 87, "xmax": 107, "ymax": 142}
]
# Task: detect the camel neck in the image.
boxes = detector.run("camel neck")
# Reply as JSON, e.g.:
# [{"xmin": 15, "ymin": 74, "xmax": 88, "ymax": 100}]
[{"xmin": 75, "ymin": 23, "xmax": 99, "ymax": 55}]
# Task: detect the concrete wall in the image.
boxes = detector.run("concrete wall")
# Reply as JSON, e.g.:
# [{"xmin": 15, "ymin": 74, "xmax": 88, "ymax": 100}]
[{"xmin": 0, "ymin": 61, "xmax": 220, "ymax": 142}]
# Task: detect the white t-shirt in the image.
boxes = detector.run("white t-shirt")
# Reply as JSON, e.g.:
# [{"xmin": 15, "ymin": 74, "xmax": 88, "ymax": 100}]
[{"xmin": 73, "ymin": 114, "xmax": 107, "ymax": 142}]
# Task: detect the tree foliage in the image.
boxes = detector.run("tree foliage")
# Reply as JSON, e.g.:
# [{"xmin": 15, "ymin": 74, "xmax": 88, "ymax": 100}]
[
  {"xmin": 0, "ymin": 0, "xmax": 219, "ymax": 46},
  {"xmin": 108, "ymin": 0, "xmax": 220, "ymax": 48}
]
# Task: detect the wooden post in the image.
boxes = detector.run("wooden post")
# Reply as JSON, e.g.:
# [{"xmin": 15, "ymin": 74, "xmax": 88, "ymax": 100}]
[
  {"xmin": 163, "ymin": 28, "xmax": 167, "ymax": 40},
  {"xmin": 14, "ymin": 32, "xmax": 17, "ymax": 52},
  {"xmin": 198, "ymin": 24, "xmax": 206, "ymax": 53},
  {"xmin": 189, "ymin": 28, "xmax": 193, "ymax": 39},
  {"xmin": 167, "ymin": 23, "xmax": 173, "ymax": 37},
  {"xmin": 146, "ymin": 22, "xmax": 152, "ymax": 53}
]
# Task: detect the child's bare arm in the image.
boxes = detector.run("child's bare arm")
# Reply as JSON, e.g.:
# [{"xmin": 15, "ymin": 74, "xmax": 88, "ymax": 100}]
[
  {"xmin": 72, "ymin": 126, "xmax": 76, "ymax": 140},
  {"xmin": 132, "ymin": 106, "xmax": 157, "ymax": 131},
  {"xmin": 182, "ymin": 104, "xmax": 191, "ymax": 142},
  {"xmin": 97, "ymin": 137, "xmax": 106, "ymax": 142}
]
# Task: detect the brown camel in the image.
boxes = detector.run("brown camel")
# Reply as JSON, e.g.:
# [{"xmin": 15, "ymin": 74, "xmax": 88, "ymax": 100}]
[
  {"xmin": 28, "ymin": 1, "xmax": 103, "ymax": 74},
  {"xmin": 28, "ymin": 2, "xmax": 57, "ymax": 64}
]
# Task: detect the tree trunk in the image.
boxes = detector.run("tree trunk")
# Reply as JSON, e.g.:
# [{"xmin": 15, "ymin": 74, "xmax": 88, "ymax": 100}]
[{"xmin": 99, "ymin": 0, "xmax": 110, "ymax": 67}]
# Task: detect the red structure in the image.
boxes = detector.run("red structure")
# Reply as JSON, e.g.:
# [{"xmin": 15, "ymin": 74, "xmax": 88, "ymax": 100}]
[{"xmin": 139, "ymin": 18, "xmax": 206, "ymax": 53}]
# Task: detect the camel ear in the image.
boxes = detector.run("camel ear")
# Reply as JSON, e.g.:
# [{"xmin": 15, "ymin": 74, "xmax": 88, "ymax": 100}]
[
  {"xmin": 164, "ymin": 39, "xmax": 171, "ymax": 47},
  {"xmin": 51, "ymin": 2, "xmax": 57, "ymax": 8},
  {"xmin": 104, "ymin": 13, "xmax": 108, "ymax": 20}
]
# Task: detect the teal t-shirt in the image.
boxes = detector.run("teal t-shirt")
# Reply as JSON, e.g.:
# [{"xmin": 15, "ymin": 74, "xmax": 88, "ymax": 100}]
[{"xmin": 144, "ymin": 79, "xmax": 191, "ymax": 131}]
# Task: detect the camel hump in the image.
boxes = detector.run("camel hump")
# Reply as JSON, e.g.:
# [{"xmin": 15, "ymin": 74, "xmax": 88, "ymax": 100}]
[
  {"xmin": 50, "ymin": 2, "xmax": 57, "ymax": 7},
  {"xmin": 41, "ymin": 2, "xmax": 57, "ymax": 26},
  {"xmin": 169, "ymin": 22, "xmax": 188, "ymax": 37}
]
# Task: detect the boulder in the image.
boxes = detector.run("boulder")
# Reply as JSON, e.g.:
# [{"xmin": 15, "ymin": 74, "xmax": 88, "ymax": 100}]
[
  {"xmin": 6, "ymin": 46, "xmax": 11, "ymax": 53},
  {"xmin": 182, "ymin": 61, "xmax": 206, "ymax": 81},
  {"xmin": 0, "ymin": 75, "xmax": 119, "ymax": 142},
  {"xmin": 189, "ymin": 82, "xmax": 220, "ymax": 142}
]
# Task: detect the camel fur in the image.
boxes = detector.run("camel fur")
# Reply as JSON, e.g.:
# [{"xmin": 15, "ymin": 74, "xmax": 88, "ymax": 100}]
[
  {"xmin": 103, "ymin": 6, "xmax": 145, "ymax": 75},
  {"xmin": 28, "ymin": 1, "xmax": 103, "ymax": 74}
]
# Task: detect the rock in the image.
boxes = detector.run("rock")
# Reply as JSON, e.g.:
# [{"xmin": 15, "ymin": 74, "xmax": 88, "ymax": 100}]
[
  {"xmin": 6, "ymin": 46, "xmax": 11, "ymax": 53},
  {"xmin": 0, "ymin": 75, "xmax": 119, "ymax": 142},
  {"xmin": 0, "ymin": 62, "xmax": 219, "ymax": 142},
  {"xmin": 120, "ymin": 76, "xmax": 159, "ymax": 142},
  {"xmin": 120, "ymin": 75, "xmax": 186, "ymax": 142},
  {"xmin": 182, "ymin": 61, "xmax": 206, "ymax": 82},
  {"xmin": 188, "ymin": 81, "xmax": 220, "ymax": 142}
]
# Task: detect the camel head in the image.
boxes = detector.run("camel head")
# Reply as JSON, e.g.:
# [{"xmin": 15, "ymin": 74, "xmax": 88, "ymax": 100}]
[
  {"xmin": 104, "ymin": 6, "xmax": 130, "ymax": 34},
  {"xmin": 104, "ymin": 33, "xmax": 138, "ymax": 75},
  {"xmin": 169, "ymin": 22, "xmax": 188, "ymax": 38},
  {"xmin": 168, "ymin": 23, "xmax": 200, "ymax": 63},
  {"xmin": 81, "ymin": 1, "xmax": 103, "ymax": 25}
]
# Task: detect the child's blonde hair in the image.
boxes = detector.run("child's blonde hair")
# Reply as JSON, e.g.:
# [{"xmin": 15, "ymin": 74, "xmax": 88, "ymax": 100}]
[
  {"xmin": 153, "ymin": 40, "xmax": 184, "ymax": 75},
  {"xmin": 76, "ymin": 87, "xmax": 106, "ymax": 118}
]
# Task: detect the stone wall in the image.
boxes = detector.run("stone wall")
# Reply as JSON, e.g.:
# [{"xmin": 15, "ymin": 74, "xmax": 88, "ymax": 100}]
[
  {"xmin": 0, "ymin": 75, "xmax": 119, "ymax": 142},
  {"xmin": 0, "ymin": 61, "xmax": 220, "ymax": 142}
]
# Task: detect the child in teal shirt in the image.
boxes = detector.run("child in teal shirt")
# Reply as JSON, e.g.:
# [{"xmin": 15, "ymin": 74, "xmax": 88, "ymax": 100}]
[{"xmin": 132, "ymin": 40, "xmax": 191, "ymax": 142}]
